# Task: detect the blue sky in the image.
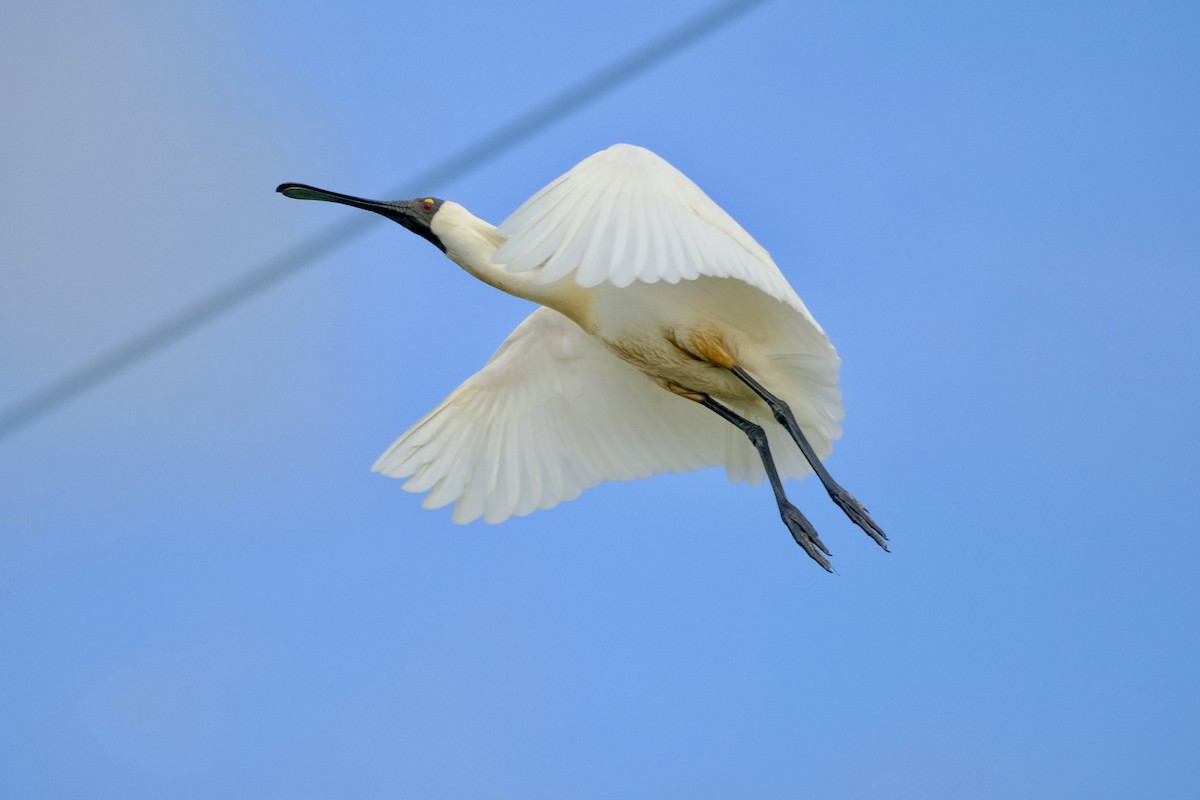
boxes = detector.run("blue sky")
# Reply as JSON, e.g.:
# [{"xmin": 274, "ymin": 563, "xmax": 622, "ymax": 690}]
[{"xmin": 3, "ymin": 0, "xmax": 1199, "ymax": 796}]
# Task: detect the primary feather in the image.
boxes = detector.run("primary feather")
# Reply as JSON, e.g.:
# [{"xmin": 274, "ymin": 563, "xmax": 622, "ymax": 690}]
[
  {"xmin": 495, "ymin": 144, "xmax": 804, "ymax": 310},
  {"xmin": 372, "ymin": 307, "xmax": 827, "ymax": 523}
]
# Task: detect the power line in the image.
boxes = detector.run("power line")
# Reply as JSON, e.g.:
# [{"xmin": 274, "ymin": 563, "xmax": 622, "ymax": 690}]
[{"xmin": 0, "ymin": 0, "xmax": 770, "ymax": 442}]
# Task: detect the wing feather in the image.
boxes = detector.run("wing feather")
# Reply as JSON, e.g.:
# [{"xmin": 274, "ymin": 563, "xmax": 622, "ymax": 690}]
[
  {"xmin": 655, "ymin": 195, "xmax": 687, "ymax": 284},
  {"xmin": 575, "ymin": 186, "xmax": 620, "ymax": 287},
  {"xmin": 643, "ymin": 196, "xmax": 672, "ymax": 285},
  {"xmin": 621, "ymin": 191, "xmax": 650, "ymax": 288},
  {"xmin": 373, "ymin": 307, "xmax": 803, "ymax": 524},
  {"xmin": 494, "ymin": 144, "xmax": 804, "ymax": 311}
]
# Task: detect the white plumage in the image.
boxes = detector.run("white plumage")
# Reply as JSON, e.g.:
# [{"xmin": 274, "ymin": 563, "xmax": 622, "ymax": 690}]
[
  {"xmin": 374, "ymin": 307, "xmax": 722, "ymax": 523},
  {"xmin": 373, "ymin": 304, "xmax": 833, "ymax": 524},
  {"xmin": 279, "ymin": 144, "xmax": 886, "ymax": 569},
  {"xmin": 494, "ymin": 145, "xmax": 798, "ymax": 306}
]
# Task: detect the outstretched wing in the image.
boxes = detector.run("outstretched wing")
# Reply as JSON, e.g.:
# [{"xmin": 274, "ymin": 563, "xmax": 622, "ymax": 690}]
[
  {"xmin": 374, "ymin": 308, "xmax": 719, "ymax": 523},
  {"xmin": 493, "ymin": 144, "xmax": 809, "ymax": 316},
  {"xmin": 372, "ymin": 307, "xmax": 813, "ymax": 524}
]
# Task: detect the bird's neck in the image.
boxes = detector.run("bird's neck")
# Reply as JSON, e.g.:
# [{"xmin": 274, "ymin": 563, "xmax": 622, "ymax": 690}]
[{"xmin": 432, "ymin": 202, "xmax": 590, "ymax": 323}]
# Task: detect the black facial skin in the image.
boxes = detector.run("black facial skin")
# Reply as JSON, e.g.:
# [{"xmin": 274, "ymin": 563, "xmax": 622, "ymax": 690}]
[{"xmin": 277, "ymin": 183, "xmax": 446, "ymax": 252}]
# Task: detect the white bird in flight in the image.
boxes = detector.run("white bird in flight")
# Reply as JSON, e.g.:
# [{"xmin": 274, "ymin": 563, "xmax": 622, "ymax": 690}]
[{"xmin": 278, "ymin": 144, "xmax": 886, "ymax": 570}]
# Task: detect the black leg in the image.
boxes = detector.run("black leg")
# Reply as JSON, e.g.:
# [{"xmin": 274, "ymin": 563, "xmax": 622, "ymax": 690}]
[
  {"xmin": 731, "ymin": 366, "xmax": 889, "ymax": 551},
  {"xmin": 699, "ymin": 395, "xmax": 833, "ymax": 571}
]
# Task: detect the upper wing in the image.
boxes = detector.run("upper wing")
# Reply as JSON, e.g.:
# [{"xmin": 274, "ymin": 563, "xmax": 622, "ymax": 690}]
[
  {"xmin": 373, "ymin": 307, "xmax": 738, "ymax": 524},
  {"xmin": 493, "ymin": 144, "xmax": 805, "ymax": 312}
]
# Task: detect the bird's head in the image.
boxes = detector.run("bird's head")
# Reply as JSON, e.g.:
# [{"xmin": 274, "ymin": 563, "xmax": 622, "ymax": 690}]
[{"xmin": 277, "ymin": 183, "xmax": 447, "ymax": 252}]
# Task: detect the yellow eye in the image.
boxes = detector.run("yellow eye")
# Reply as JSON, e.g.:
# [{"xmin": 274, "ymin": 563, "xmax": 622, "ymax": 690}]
[{"xmin": 422, "ymin": 198, "xmax": 434, "ymax": 212}]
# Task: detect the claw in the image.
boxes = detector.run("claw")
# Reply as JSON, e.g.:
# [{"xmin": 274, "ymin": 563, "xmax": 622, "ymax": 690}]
[
  {"xmin": 830, "ymin": 486, "xmax": 889, "ymax": 551},
  {"xmin": 781, "ymin": 504, "xmax": 833, "ymax": 572}
]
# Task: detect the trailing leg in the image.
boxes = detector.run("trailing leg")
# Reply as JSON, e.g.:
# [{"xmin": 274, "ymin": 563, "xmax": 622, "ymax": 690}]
[
  {"xmin": 698, "ymin": 395, "xmax": 832, "ymax": 571},
  {"xmin": 730, "ymin": 366, "xmax": 888, "ymax": 551}
]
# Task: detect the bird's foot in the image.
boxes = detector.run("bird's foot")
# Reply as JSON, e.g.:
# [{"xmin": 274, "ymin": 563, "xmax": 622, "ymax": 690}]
[
  {"xmin": 829, "ymin": 485, "xmax": 889, "ymax": 551},
  {"xmin": 781, "ymin": 503, "xmax": 833, "ymax": 572}
]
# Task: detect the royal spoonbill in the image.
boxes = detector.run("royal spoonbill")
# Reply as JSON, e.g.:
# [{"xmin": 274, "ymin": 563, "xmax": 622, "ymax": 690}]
[{"xmin": 278, "ymin": 144, "xmax": 886, "ymax": 570}]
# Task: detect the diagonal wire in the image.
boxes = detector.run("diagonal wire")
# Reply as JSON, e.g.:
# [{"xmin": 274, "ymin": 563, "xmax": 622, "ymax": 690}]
[{"xmin": 0, "ymin": 0, "xmax": 770, "ymax": 442}]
